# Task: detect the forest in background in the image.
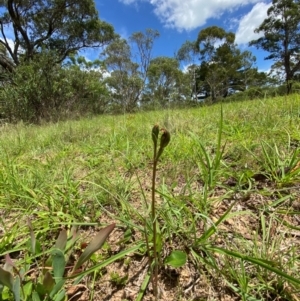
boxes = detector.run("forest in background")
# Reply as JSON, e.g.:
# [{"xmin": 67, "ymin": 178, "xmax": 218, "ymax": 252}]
[{"xmin": 0, "ymin": 0, "xmax": 299, "ymax": 123}]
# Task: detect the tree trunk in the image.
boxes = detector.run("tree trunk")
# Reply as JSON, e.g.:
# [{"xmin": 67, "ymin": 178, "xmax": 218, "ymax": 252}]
[
  {"xmin": 286, "ymin": 80, "xmax": 292, "ymax": 94},
  {"xmin": 286, "ymin": 70, "xmax": 293, "ymax": 94},
  {"xmin": 0, "ymin": 54, "xmax": 15, "ymax": 72}
]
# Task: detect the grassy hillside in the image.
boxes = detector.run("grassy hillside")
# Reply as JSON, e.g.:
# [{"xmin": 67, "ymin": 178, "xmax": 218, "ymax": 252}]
[{"xmin": 1, "ymin": 95, "xmax": 300, "ymax": 300}]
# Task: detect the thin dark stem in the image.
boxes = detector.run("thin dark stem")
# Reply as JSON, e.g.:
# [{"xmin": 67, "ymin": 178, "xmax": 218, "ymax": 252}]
[{"xmin": 151, "ymin": 144, "xmax": 158, "ymax": 298}]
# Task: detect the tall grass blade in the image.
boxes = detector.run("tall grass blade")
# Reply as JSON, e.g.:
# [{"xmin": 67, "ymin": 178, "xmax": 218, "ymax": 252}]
[
  {"xmin": 69, "ymin": 244, "xmax": 143, "ymax": 279},
  {"xmin": 197, "ymin": 201, "xmax": 236, "ymax": 243},
  {"xmin": 207, "ymin": 246, "xmax": 300, "ymax": 286}
]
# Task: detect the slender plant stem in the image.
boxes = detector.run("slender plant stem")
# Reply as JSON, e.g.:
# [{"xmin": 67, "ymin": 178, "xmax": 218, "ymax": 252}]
[
  {"xmin": 150, "ymin": 125, "xmax": 169, "ymax": 299},
  {"xmin": 151, "ymin": 144, "xmax": 158, "ymax": 298}
]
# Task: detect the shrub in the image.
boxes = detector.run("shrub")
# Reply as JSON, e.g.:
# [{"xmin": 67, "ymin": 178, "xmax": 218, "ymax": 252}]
[{"xmin": 0, "ymin": 52, "xmax": 109, "ymax": 123}]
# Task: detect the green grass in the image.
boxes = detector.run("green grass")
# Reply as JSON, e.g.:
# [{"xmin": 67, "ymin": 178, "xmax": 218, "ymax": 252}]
[{"xmin": 0, "ymin": 95, "xmax": 300, "ymax": 300}]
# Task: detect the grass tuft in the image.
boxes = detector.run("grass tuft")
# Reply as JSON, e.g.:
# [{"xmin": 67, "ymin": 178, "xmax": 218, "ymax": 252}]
[{"xmin": 0, "ymin": 95, "xmax": 300, "ymax": 300}]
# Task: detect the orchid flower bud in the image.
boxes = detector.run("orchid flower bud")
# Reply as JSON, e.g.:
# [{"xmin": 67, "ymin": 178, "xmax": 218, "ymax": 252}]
[
  {"xmin": 159, "ymin": 128, "xmax": 170, "ymax": 149},
  {"xmin": 152, "ymin": 124, "xmax": 159, "ymax": 146}
]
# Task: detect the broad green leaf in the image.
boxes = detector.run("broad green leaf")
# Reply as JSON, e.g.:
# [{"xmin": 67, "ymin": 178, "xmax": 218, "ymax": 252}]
[
  {"xmin": 43, "ymin": 271, "xmax": 55, "ymax": 293},
  {"xmin": 32, "ymin": 291, "xmax": 41, "ymax": 301},
  {"xmin": 49, "ymin": 279, "xmax": 65, "ymax": 299},
  {"xmin": 155, "ymin": 222, "xmax": 162, "ymax": 253},
  {"xmin": 73, "ymin": 223, "xmax": 115, "ymax": 272},
  {"xmin": 0, "ymin": 267, "xmax": 13, "ymax": 290},
  {"xmin": 164, "ymin": 250, "xmax": 187, "ymax": 268},
  {"xmin": 12, "ymin": 276, "xmax": 20, "ymax": 301},
  {"xmin": 36, "ymin": 282, "xmax": 47, "ymax": 297},
  {"xmin": 55, "ymin": 229, "xmax": 67, "ymax": 251},
  {"xmin": 28, "ymin": 219, "xmax": 36, "ymax": 255},
  {"xmin": 53, "ymin": 288, "xmax": 66, "ymax": 301},
  {"xmin": 4, "ymin": 254, "xmax": 15, "ymax": 271},
  {"xmin": 23, "ymin": 281, "xmax": 33, "ymax": 298},
  {"xmin": 52, "ymin": 249, "xmax": 65, "ymax": 283},
  {"xmin": 65, "ymin": 226, "xmax": 79, "ymax": 252}
]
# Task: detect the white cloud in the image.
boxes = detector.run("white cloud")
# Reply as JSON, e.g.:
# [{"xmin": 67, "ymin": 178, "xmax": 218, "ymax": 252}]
[
  {"xmin": 182, "ymin": 63, "xmax": 193, "ymax": 73},
  {"xmin": 235, "ymin": 2, "xmax": 271, "ymax": 45},
  {"xmin": 1, "ymin": 38, "xmax": 15, "ymax": 51},
  {"xmin": 0, "ymin": 38, "xmax": 24, "ymax": 58},
  {"xmin": 119, "ymin": 26, "xmax": 129, "ymax": 40},
  {"xmin": 119, "ymin": 0, "xmax": 263, "ymax": 31},
  {"xmin": 120, "ymin": 0, "xmax": 137, "ymax": 3}
]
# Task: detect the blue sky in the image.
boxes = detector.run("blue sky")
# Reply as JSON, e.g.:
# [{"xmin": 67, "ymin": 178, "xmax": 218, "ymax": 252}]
[{"xmin": 93, "ymin": 0, "xmax": 273, "ymax": 72}]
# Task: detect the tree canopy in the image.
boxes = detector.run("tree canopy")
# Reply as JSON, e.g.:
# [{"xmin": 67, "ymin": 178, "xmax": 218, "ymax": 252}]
[
  {"xmin": 250, "ymin": 0, "xmax": 300, "ymax": 93},
  {"xmin": 102, "ymin": 29, "xmax": 159, "ymax": 111},
  {"xmin": 0, "ymin": 0, "xmax": 115, "ymax": 70},
  {"xmin": 146, "ymin": 56, "xmax": 188, "ymax": 104},
  {"xmin": 181, "ymin": 26, "xmax": 261, "ymax": 102},
  {"xmin": 0, "ymin": 0, "xmax": 297, "ymax": 122}
]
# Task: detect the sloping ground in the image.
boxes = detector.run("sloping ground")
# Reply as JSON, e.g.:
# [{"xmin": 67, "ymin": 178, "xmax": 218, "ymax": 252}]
[{"xmin": 0, "ymin": 95, "xmax": 300, "ymax": 300}]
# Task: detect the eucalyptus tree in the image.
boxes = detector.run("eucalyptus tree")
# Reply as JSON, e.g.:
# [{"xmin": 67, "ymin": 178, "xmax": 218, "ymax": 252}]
[
  {"xmin": 0, "ymin": 43, "xmax": 13, "ymax": 83},
  {"xmin": 193, "ymin": 26, "xmax": 258, "ymax": 101},
  {"xmin": 176, "ymin": 41, "xmax": 199, "ymax": 99},
  {"xmin": 102, "ymin": 29, "xmax": 159, "ymax": 111},
  {"xmin": 195, "ymin": 26, "xmax": 236, "ymax": 101},
  {"xmin": 250, "ymin": 0, "xmax": 300, "ymax": 94},
  {"xmin": 102, "ymin": 38, "xmax": 142, "ymax": 111},
  {"xmin": 146, "ymin": 56, "xmax": 189, "ymax": 106},
  {"xmin": 0, "ymin": 0, "xmax": 115, "ymax": 69},
  {"xmin": 130, "ymin": 29, "xmax": 160, "ymax": 98}
]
